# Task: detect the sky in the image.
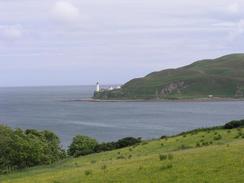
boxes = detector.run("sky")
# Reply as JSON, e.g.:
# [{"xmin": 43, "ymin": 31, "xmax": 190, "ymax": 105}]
[{"xmin": 1, "ymin": 0, "xmax": 244, "ymax": 87}]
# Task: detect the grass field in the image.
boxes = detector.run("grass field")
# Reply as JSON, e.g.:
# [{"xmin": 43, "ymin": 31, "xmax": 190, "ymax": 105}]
[{"xmin": 1, "ymin": 128, "xmax": 244, "ymax": 183}]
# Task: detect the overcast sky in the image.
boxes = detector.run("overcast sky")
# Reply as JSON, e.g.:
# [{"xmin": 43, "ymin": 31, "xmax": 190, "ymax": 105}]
[{"xmin": 1, "ymin": 0, "xmax": 244, "ymax": 86}]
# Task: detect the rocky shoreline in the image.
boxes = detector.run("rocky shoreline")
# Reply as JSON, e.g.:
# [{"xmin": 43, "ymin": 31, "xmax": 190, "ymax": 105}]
[{"xmin": 65, "ymin": 97, "xmax": 244, "ymax": 103}]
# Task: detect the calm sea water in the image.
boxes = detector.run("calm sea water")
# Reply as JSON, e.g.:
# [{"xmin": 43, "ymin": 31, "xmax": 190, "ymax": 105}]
[{"xmin": 1, "ymin": 86, "xmax": 244, "ymax": 147}]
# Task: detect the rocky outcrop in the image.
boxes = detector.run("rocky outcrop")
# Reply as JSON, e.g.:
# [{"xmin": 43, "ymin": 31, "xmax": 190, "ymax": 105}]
[{"xmin": 160, "ymin": 81, "xmax": 187, "ymax": 97}]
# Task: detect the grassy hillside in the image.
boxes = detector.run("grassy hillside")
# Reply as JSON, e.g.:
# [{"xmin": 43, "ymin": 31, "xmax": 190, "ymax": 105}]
[
  {"xmin": 1, "ymin": 127, "xmax": 244, "ymax": 183},
  {"xmin": 94, "ymin": 53, "xmax": 244, "ymax": 99}
]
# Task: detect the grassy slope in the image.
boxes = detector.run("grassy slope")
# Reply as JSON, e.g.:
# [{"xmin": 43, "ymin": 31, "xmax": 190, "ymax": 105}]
[
  {"xmin": 1, "ymin": 128, "xmax": 244, "ymax": 183},
  {"xmin": 94, "ymin": 53, "xmax": 244, "ymax": 99}
]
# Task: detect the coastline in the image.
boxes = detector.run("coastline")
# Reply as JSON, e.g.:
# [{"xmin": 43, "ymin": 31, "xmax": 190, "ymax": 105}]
[{"xmin": 66, "ymin": 97, "xmax": 244, "ymax": 103}]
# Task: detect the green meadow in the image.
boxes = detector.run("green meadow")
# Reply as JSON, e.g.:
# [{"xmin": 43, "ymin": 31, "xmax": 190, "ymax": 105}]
[{"xmin": 1, "ymin": 127, "xmax": 244, "ymax": 183}]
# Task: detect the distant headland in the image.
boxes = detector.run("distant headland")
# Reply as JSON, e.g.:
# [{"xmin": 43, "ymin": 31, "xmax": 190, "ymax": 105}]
[{"xmin": 93, "ymin": 53, "xmax": 244, "ymax": 100}]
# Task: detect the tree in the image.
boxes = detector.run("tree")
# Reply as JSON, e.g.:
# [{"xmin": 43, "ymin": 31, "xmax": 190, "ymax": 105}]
[
  {"xmin": 0, "ymin": 125, "xmax": 65, "ymax": 174},
  {"xmin": 68, "ymin": 135, "xmax": 98, "ymax": 157},
  {"xmin": 115, "ymin": 137, "xmax": 141, "ymax": 148}
]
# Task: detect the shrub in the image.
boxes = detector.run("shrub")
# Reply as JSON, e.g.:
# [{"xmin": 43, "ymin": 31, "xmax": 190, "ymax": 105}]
[
  {"xmin": 116, "ymin": 155, "xmax": 126, "ymax": 160},
  {"xmin": 84, "ymin": 170, "xmax": 92, "ymax": 176},
  {"xmin": 202, "ymin": 141, "xmax": 209, "ymax": 146},
  {"xmin": 224, "ymin": 120, "xmax": 244, "ymax": 129},
  {"xmin": 160, "ymin": 135, "xmax": 168, "ymax": 139},
  {"xmin": 128, "ymin": 154, "xmax": 132, "ymax": 159},
  {"xmin": 234, "ymin": 134, "xmax": 240, "ymax": 139},
  {"xmin": 95, "ymin": 137, "xmax": 141, "ymax": 153},
  {"xmin": 95, "ymin": 142, "xmax": 116, "ymax": 153},
  {"xmin": 90, "ymin": 160, "xmax": 96, "ymax": 164},
  {"xmin": 0, "ymin": 125, "xmax": 65, "ymax": 174},
  {"xmin": 213, "ymin": 134, "xmax": 222, "ymax": 141},
  {"xmin": 101, "ymin": 165, "xmax": 107, "ymax": 171},
  {"xmin": 160, "ymin": 164, "xmax": 173, "ymax": 170},
  {"xmin": 159, "ymin": 154, "xmax": 167, "ymax": 161},
  {"xmin": 196, "ymin": 142, "xmax": 201, "ymax": 147},
  {"xmin": 115, "ymin": 137, "xmax": 141, "ymax": 148},
  {"xmin": 68, "ymin": 135, "xmax": 98, "ymax": 157}
]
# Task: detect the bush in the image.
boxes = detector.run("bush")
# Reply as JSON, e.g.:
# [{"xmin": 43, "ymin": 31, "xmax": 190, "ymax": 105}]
[
  {"xmin": 115, "ymin": 137, "xmax": 141, "ymax": 148},
  {"xmin": 160, "ymin": 164, "xmax": 173, "ymax": 170},
  {"xmin": 213, "ymin": 134, "xmax": 222, "ymax": 141},
  {"xmin": 95, "ymin": 142, "xmax": 116, "ymax": 153},
  {"xmin": 90, "ymin": 160, "xmax": 96, "ymax": 164},
  {"xmin": 84, "ymin": 170, "xmax": 92, "ymax": 176},
  {"xmin": 224, "ymin": 120, "xmax": 244, "ymax": 129},
  {"xmin": 160, "ymin": 135, "xmax": 168, "ymax": 139},
  {"xmin": 202, "ymin": 141, "xmax": 209, "ymax": 146},
  {"xmin": 101, "ymin": 165, "xmax": 107, "ymax": 170},
  {"xmin": 159, "ymin": 154, "xmax": 167, "ymax": 161},
  {"xmin": 94, "ymin": 137, "xmax": 141, "ymax": 154},
  {"xmin": 116, "ymin": 155, "xmax": 126, "ymax": 160},
  {"xmin": 128, "ymin": 154, "xmax": 132, "ymax": 159},
  {"xmin": 68, "ymin": 135, "xmax": 98, "ymax": 157},
  {"xmin": 177, "ymin": 126, "xmax": 222, "ymax": 137},
  {"xmin": 0, "ymin": 125, "xmax": 65, "ymax": 174},
  {"xmin": 196, "ymin": 142, "xmax": 201, "ymax": 147}
]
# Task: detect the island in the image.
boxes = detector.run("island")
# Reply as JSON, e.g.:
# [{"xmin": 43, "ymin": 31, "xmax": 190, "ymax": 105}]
[{"xmin": 93, "ymin": 53, "xmax": 244, "ymax": 100}]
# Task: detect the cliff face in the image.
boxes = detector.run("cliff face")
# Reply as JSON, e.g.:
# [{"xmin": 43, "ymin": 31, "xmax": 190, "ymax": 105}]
[{"xmin": 94, "ymin": 54, "xmax": 244, "ymax": 100}]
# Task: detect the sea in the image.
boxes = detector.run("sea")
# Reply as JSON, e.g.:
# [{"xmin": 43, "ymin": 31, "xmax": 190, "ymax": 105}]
[{"xmin": 1, "ymin": 86, "xmax": 244, "ymax": 147}]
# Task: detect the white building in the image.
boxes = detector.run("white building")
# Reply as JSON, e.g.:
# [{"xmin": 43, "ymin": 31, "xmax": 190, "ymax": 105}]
[
  {"xmin": 96, "ymin": 82, "xmax": 100, "ymax": 92},
  {"xmin": 108, "ymin": 86, "xmax": 114, "ymax": 91}
]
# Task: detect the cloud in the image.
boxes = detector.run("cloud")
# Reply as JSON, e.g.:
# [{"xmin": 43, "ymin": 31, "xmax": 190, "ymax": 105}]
[
  {"xmin": 51, "ymin": 1, "xmax": 80, "ymax": 24},
  {"xmin": 0, "ymin": 25, "xmax": 23, "ymax": 41},
  {"xmin": 228, "ymin": 19, "xmax": 244, "ymax": 40},
  {"xmin": 235, "ymin": 19, "xmax": 244, "ymax": 34},
  {"xmin": 227, "ymin": 3, "xmax": 240, "ymax": 14}
]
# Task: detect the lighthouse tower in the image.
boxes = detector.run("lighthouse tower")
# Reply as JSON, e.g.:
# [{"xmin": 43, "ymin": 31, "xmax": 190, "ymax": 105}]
[{"xmin": 96, "ymin": 82, "xmax": 100, "ymax": 92}]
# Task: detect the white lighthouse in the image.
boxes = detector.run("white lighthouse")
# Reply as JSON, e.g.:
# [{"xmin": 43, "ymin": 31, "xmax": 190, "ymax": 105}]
[{"xmin": 96, "ymin": 82, "xmax": 100, "ymax": 92}]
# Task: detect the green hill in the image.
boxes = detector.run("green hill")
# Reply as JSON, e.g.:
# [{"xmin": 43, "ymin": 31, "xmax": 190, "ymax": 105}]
[
  {"xmin": 1, "ymin": 127, "xmax": 244, "ymax": 183},
  {"xmin": 94, "ymin": 53, "xmax": 244, "ymax": 99}
]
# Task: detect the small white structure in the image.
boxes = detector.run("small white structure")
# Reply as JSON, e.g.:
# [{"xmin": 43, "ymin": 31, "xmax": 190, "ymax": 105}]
[
  {"xmin": 108, "ymin": 86, "xmax": 114, "ymax": 91},
  {"xmin": 96, "ymin": 82, "xmax": 100, "ymax": 92},
  {"xmin": 116, "ymin": 86, "xmax": 121, "ymax": 89}
]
